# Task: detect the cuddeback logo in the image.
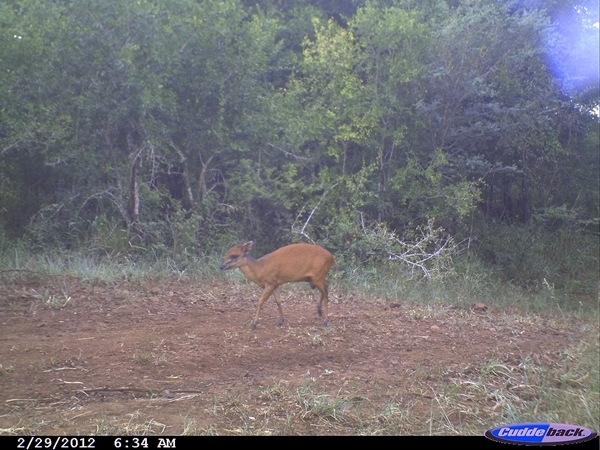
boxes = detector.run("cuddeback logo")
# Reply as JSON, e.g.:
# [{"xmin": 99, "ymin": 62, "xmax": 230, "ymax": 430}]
[{"xmin": 485, "ymin": 423, "xmax": 598, "ymax": 445}]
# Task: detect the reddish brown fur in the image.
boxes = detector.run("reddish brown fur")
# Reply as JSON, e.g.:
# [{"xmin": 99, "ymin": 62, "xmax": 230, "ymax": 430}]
[{"xmin": 219, "ymin": 241, "xmax": 335, "ymax": 329}]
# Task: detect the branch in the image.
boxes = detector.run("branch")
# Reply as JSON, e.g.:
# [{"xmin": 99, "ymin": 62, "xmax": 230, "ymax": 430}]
[
  {"xmin": 292, "ymin": 183, "xmax": 339, "ymax": 242},
  {"xmin": 266, "ymin": 142, "xmax": 314, "ymax": 161},
  {"xmin": 2, "ymin": 138, "xmax": 24, "ymax": 154},
  {"xmin": 362, "ymin": 218, "xmax": 459, "ymax": 279}
]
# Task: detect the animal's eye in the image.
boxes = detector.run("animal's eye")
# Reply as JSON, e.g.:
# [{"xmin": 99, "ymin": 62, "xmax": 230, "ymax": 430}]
[{"xmin": 230, "ymin": 255, "xmax": 238, "ymax": 260}]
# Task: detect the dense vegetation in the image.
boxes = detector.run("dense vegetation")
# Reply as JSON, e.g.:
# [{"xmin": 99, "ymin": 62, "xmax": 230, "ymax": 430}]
[{"xmin": 0, "ymin": 0, "xmax": 598, "ymax": 293}]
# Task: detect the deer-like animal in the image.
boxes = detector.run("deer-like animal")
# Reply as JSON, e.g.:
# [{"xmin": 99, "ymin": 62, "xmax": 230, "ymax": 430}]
[{"xmin": 219, "ymin": 241, "xmax": 335, "ymax": 329}]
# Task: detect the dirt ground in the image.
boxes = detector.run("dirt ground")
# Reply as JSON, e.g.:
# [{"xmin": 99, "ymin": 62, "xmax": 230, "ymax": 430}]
[{"xmin": 0, "ymin": 274, "xmax": 582, "ymax": 435}]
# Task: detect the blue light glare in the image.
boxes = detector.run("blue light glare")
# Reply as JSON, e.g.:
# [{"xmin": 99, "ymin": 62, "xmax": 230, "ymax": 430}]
[{"xmin": 543, "ymin": 6, "xmax": 599, "ymax": 98}]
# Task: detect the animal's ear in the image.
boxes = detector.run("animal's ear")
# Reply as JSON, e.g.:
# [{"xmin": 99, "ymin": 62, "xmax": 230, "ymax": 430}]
[{"xmin": 241, "ymin": 241, "xmax": 254, "ymax": 253}]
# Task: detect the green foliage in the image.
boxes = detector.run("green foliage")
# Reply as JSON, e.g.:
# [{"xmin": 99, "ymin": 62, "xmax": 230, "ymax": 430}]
[
  {"xmin": 0, "ymin": 0, "xmax": 596, "ymax": 291},
  {"xmin": 472, "ymin": 218, "xmax": 598, "ymax": 298}
]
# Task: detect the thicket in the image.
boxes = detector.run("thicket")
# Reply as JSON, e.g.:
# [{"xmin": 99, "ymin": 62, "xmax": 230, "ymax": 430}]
[{"xmin": 0, "ymin": 0, "xmax": 598, "ymax": 294}]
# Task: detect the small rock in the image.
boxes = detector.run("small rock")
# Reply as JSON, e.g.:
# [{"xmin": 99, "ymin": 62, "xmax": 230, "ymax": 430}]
[
  {"xmin": 164, "ymin": 389, "xmax": 175, "ymax": 398},
  {"xmin": 473, "ymin": 303, "xmax": 488, "ymax": 312},
  {"xmin": 430, "ymin": 325, "xmax": 440, "ymax": 332}
]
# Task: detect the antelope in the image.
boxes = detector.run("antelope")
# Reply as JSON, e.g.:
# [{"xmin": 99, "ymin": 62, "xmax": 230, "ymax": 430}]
[{"xmin": 219, "ymin": 241, "xmax": 335, "ymax": 329}]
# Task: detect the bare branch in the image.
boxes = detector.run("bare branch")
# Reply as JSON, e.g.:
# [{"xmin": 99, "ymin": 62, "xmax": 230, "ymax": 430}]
[
  {"xmin": 266, "ymin": 142, "xmax": 314, "ymax": 161},
  {"xmin": 2, "ymin": 138, "xmax": 24, "ymax": 154},
  {"xmin": 291, "ymin": 183, "xmax": 340, "ymax": 243},
  {"xmin": 361, "ymin": 218, "xmax": 460, "ymax": 279}
]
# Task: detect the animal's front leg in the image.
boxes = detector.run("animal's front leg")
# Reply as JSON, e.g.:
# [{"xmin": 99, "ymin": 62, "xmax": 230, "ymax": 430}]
[{"xmin": 252, "ymin": 285, "xmax": 276, "ymax": 330}]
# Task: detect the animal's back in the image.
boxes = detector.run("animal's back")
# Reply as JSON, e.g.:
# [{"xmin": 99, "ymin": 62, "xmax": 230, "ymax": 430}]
[{"xmin": 262, "ymin": 243, "xmax": 334, "ymax": 284}]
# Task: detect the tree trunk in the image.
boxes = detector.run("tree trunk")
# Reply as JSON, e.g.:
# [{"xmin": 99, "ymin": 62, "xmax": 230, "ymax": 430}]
[
  {"xmin": 501, "ymin": 174, "xmax": 512, "ymax": 220},
  {"xmin": 127, "ymin": 127, "xmax": 142, "ymax": 225},
  {"xmin": 196, "ymin": 153, "xmax": 215, "ymax": 209},
  {"xmin": 485, "ymin": 174, "xmax": 494, "ymax": 219},
  {"xmin": 128, "ymin": 150, "xmax": 140, "ymax": 224},
  {"xmin": 105, "ymin": 130, "xmax": 130, "ymax": 226},
  {"xmin": 180, "ymin": 146, "xmax": 195, "ymax": 211},
  {"xmin": 521, "ymin": 176, "xmax": 531, "ymax": 224}
]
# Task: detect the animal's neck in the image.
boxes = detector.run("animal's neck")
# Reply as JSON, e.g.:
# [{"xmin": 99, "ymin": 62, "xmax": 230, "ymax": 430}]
[{"xmin": 239, "ymin": 255, "xmax": 264, "ymax": 285}]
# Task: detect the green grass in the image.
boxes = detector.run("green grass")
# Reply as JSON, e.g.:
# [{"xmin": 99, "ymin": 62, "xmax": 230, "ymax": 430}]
[
  {"xmin": 296, "ymin": 380, "xmax": 355, "ymax": 422},
  {"xmin": 334, "ymin": 252, "xmax": 597, "ymax": 315},
  {"xmin": 0, "ymin": 246, "xmax": 232, "ymax": 289},
  {"xmin": 1, "ymin": 231, "xmax": 596, "ymax": 313}
]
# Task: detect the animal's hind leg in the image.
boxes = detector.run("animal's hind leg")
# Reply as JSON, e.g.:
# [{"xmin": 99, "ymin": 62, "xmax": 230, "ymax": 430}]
[
  {"xmin": 273, "ymin": 286, "xmax": 285, "ymax": 327},
  {"xmin": 316, "ymin": 280, "xmax": 329, "ymax": 326},
  {"xmin": 317, "ymin": 291, "xmax": 323, "ymax": 317},
  {"xmin": 307, "ymin": 279, "xmax": 322, "ymax": 317}
]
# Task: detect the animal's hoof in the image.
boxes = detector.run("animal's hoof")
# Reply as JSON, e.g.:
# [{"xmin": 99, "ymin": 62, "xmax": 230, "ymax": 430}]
[
  {"xmin": 278, "ymin": 319, "xmax": 285, "ymax": 327},
  {"xmin": 323, "ymin": 318, "xmax": 329, "ymax": 327},
  {"xmin": 251, "ymin": 321, "xmax": 258, "ymax": 330},
  {"xmin": 317, "ymin": 306, "xmax": 323, "ymax": 317}
]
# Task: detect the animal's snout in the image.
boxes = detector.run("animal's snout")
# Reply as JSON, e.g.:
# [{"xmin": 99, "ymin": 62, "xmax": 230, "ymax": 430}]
[{"xmin": 219, "ymin": 261, "xmax": 233, "ymax": 270}]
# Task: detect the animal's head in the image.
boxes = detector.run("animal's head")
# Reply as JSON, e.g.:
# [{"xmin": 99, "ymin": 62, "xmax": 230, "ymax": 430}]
[{"xmin": 219, "ymin": 241, "xmax": 253, "ymax": 270}]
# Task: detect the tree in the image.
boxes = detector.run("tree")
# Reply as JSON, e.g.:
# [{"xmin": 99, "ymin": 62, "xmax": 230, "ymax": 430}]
[
  {"xmin": 0, "ymin": 0, "xmax": 283, "ymax": 252},
  {"xmin": 414, "ymin": 0, "xmax": 585, "ymax": 225}
]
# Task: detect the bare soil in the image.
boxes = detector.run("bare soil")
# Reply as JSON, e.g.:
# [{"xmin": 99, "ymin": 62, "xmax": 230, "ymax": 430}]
[{"xmin": 0, "ymin": 274, "xmax": 581, "ymax": 435}]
